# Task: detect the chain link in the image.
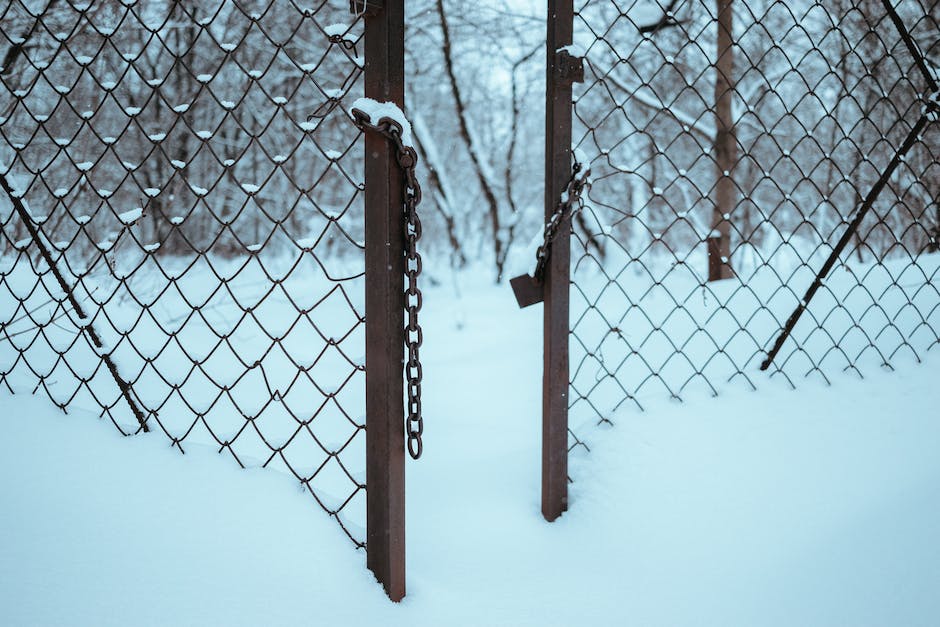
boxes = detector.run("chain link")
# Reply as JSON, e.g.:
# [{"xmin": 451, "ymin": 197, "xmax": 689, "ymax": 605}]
[
  {"xmin": 534, "ymin": 161, "xmax": 591, "ymax": 281},
  {"xmin": 1, "ymin": 2, "xmax": 372, "ymax": 546},
  {"xmin": 567, "ymin": 0, "xmax": 940, "ymax": 460},
  {"xmin": 352, "ymin": 108, "xmax": 425, "ymax": 460}
]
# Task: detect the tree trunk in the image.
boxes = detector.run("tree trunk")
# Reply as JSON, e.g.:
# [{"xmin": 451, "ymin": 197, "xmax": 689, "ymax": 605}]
[
  {"xmin": 435, "ymin": 0, "xmax": 505, "ymax": 281},
  {"xmin": 709, "ymin": 0, "xmax": 735, "ymax": 281}
]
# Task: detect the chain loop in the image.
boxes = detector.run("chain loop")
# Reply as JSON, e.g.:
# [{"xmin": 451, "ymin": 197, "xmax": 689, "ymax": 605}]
[
  {"xmin": 533, "ymin": 161, "xmax": 591, "ymax": 281},
  {"xmin": 352, "ymin": 108, "xmax": 425, "ymax": 460}
]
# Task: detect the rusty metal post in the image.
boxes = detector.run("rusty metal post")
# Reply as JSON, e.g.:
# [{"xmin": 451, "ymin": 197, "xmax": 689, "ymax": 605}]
[
  {"xmin": 360, "ymin": 0, "xmax": 406, "ymax": 602},
  {"xmin": 543, "ymin": 0, "xmax": 574, "ymax": 522}
]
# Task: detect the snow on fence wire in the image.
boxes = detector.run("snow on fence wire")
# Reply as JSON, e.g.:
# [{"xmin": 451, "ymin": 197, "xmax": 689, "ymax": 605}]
[
  {"xmin": 0, "ymin": 1, "xmax": 371, "ymax": 546},
  {"xmin": 566, "ymin": 0, "xmax": 940, "ymax": 452}
]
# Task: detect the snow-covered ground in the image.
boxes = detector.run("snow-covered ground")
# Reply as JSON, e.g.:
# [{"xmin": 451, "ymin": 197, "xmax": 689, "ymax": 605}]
[{"xmin": 2, "ymin": 273, "xmax": 939, "ymax": 626}]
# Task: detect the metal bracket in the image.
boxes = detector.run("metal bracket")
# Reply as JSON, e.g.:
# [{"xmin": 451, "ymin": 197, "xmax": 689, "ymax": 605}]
[
  {"xmin": 350, "ymin": 0, "xmax": 383, "ymax": 16},
  {"xmin": 554, "ymin": 49, "xmax": 584, "ymax": 85},
  {"xmin": 510, "ymin": 273, "xmax": 544, "ymax": 308}
]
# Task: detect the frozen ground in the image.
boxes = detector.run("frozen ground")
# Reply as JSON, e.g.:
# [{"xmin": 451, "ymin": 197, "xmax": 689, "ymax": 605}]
[{"xmin": 2, "ymin": 273, "xmax": 939, "ymax": 626}]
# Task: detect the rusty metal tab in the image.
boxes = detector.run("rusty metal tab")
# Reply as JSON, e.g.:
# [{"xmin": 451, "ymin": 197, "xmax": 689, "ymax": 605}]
[
  {"xmin": 554, "ymin": 49, "xmax": 584, "ymax": 84},
  {"xmin": 510, "ymin": 273, "xmax": 545, "ymax": 308}
]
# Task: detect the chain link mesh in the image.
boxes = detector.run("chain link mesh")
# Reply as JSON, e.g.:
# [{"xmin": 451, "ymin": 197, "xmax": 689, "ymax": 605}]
[
  {"xmin": 0, "ymin": 0, "xmax": 369, "ymax": 546},
  {"xmin": 569, "ymin": 0, "xmax": 940, "ymax": 452}
]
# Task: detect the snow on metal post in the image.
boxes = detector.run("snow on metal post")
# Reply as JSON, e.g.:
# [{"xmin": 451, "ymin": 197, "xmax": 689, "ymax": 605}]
[
  {"xmin": 543, "ymin": 0, "xmax": 577, "ymax": 522},
  {"xmin": 358, "ymin": 0, "xmax": 407, "ymax": 602}
]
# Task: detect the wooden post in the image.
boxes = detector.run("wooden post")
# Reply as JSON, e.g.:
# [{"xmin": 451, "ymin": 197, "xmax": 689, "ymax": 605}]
[
  {"xmin": 543, "ymin": 0, "xmax": 575, "ymax": 522},
  {"xmin": 361, "ymin": 0, "xmax": 407, "ymax": 602}
]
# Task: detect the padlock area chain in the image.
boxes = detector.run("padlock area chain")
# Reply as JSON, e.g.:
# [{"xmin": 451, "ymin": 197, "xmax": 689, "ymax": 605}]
[{"xmin": 352, "ymin": 107, "xmax": 425, "ymax": 460}]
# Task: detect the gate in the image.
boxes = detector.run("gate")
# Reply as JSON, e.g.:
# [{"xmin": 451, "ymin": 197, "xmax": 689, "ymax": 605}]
[
  {"xmin": 0, "ymin": 0, "xmax": 415, "ymax": 600},
  {"xmin": 516, "ymin": 0, "xmax": 940, "ymax": 517}
]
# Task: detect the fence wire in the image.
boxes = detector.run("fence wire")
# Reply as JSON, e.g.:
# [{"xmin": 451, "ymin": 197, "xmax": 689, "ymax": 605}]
[
  {"xmin": 0, "ymin": 0, "xmax": 369, "ymax": 546},
  {"xmin": 569, "ymin": 0, "xmax": 940, "ymax": 450}
]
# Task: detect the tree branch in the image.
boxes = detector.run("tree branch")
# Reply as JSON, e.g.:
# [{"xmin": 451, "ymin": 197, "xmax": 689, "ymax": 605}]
[{"xmin": 435, "ymin": 0, "xmax": 506, "ymax": 280}]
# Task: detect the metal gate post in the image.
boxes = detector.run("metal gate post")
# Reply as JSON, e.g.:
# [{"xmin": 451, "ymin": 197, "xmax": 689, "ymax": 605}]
[
  {"xmin": 360, "ymin": 0, "xmax": 407, "ymax": 601},
  {"xmin": 543, "ymin": 0, "xmax": 575, "ymax": 522}
]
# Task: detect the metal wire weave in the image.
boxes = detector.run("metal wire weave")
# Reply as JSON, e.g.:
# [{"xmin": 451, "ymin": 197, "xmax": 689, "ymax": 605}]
[
  {"xmin": 569, "ymin": 0, "xmax": 940, "ymax": 450},
  {"xmin": 0, "ymin": 0, "xmax": 369, "ymax": 546}
]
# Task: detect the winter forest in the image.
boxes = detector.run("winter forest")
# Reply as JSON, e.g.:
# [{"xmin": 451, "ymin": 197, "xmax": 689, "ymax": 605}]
[
  {"xmin": 1, "ymin": 0, "xmax": 940, "ymax": 618},
  {"xmin": 2, "ymin": 0, "xmax": 937, "ymax": 283}
]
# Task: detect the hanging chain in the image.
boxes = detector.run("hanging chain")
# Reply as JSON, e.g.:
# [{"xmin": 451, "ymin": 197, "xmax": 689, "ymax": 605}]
[
  {"xmin": 352, "ymin": 108, "xmax": 425, "ymax": 460},
  {"xmin": 533, "ymin": 161, "xmax": 591, "ymax": 281}
]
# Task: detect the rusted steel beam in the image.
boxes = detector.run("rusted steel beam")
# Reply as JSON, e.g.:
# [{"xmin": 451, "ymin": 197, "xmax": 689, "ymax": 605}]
[
  {"xmin": 360, "ymin": 0, "xmax": 407, "ymax": 602},
  {"xmin": 543, "ymin": 0, "xmax": 575, "ymax": 522}
]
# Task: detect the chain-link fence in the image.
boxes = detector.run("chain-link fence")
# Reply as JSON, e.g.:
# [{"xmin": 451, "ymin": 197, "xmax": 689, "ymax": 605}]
[
  {"xmin": 4, "ymin": 0, "xmax": 939, "ymax": 599},
  {"xmin": 0, "ymin": 0, "xmax": 371, "ymax": 546},
  {"xmin": 566, "ymin": 0, "xmax": 939, "ymax": 451}
]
